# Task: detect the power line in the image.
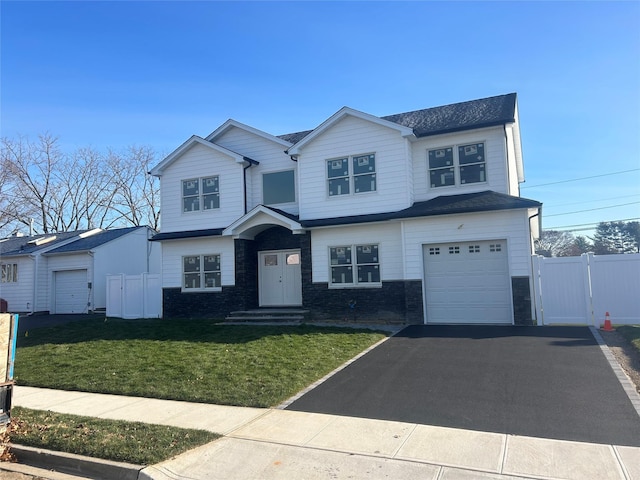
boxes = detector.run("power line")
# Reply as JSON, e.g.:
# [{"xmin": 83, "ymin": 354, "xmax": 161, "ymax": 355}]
[
  {"xmin": 543, "ymin": 193, "xmax": 640, "ymax": 210},
  {"xmin": 544, "ymin": 201, "xmax": 640, "ymax": 217},
  {"xmin": 544, "ymin": 217, "xmax": 640, "ymax": 231},
  {"xmin": 521, "ymin": 168, "xmax": 640, "ymax": 189}
]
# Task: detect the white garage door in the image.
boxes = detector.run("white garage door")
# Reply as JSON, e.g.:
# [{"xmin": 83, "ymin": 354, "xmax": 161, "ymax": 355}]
[
  {"xmin": 423, "ymin": 240, "xmax": 512, "ymax": 324},
  {"xmin": 54, "ymin": 269, "xmax": 88, "ymax": 314}
]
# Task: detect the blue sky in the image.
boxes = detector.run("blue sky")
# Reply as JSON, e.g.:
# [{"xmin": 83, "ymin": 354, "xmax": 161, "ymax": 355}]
[{"xmin": 2, "ymin": 1, "xmax": 639, "ymax": 234}]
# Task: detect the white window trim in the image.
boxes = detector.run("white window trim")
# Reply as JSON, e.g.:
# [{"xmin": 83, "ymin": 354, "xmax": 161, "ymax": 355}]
[
  {"xmin": 181, "ymin": 254, "xmax": 222, "ymax": 292},
  {"xmin": 427, "ymin": 141, "xmax": 487, "ymax": 189},
  {"xmin": 181, "ymin": 176, "xmax": 220, "ymax": 214},
  {"xmin": 326, "ymin": 152, "xmax": 377, "ymax": 198},
  {"xmin": 1, "ymin": 263, "xmax": 17, "ymax": 283},
  {"xmin": 262, "ymin": 169, "xmax": 297, "ymax": 206},
  {"xmin": 328, "ymin": 244, "xmax": 382, "ymax": 288}
]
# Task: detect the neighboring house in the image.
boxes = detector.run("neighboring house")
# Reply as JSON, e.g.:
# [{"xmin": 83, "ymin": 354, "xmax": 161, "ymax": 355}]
[
  {"xmin": 149, "ymin": 93, "xmax": 542, "ymax": 325},
  {"xmin": 0, "ymin": 226, "xmax": 159, "ymax": 314}
]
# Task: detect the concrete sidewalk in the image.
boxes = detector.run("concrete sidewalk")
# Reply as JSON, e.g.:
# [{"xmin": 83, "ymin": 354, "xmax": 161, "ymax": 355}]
[{"xmin": 7, "ymin": 386, "xmax": 640, "ymax": 480}]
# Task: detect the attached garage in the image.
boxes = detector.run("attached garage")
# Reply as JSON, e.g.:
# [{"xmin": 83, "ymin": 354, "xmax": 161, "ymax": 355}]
[
  {"xmin": 54, "ymin": 269, "xmax": 88, "ymax": 314},
  {"xmin": 423, "ymin": 240, "xmax": 512, "ymax": 324}
]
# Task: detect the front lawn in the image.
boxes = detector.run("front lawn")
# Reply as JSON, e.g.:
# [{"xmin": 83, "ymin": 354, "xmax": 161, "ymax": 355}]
[
  {"xmin": 15, "ymin": 319, "xmax": 387, "ymax": 407},
  {"xmin": 10, "ymin": 407, "xmax": 219, "ymax": 465}
]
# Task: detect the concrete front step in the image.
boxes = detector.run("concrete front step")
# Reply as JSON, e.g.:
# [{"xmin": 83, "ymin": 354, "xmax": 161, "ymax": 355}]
[{"xmin": 225, "ymin": 315, "xmax": 305, "ymax": 322}]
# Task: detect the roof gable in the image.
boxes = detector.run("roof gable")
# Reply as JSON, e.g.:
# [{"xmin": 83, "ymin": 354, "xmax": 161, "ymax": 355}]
[
  {"xmin": 223, "ymin": 205, "xmax": 304, "ymax": 239},
  {"xmin": 287, "ymin": 107, "xmax": 415, "ymax": 156},
  {"xmin": 149, "ymin": 136, "xmax": 250, "ymax": 177},
  {"xmin": 206, "ymin": 119, "xmax": 292, "ymax": 148}
]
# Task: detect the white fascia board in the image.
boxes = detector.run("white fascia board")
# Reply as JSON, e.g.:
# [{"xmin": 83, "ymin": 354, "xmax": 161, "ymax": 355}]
[
  {"xmin": 287, "ymin": 107, "xmax": 415, "ymax": 156},
  {"xmin": 205, "ymin": 119, "xmax": 292, "ymax": 148},
  {"xmin": 223, "ymin": 205, "xmax": 304, "ymax": 238},
  {"xmin": 511, "ymin": 103, "xmax": 525, "ymax": 183},
  {"xmin": 149, "ymin": 136, "xmax": 245, "ymax": 176}
]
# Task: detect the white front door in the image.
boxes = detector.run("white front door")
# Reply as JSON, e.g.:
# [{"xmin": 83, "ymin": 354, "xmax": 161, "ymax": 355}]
[{"xmin": 259, "ymin": 250, "xmax": 302, "ymax": 306}]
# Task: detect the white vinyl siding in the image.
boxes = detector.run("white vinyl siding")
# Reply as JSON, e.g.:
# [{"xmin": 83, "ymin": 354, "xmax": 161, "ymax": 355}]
[
  {"xmin": 401, "ymin": 209, "xmax": 534, "ymax": 282},
  {"xmin": 298, "ymin": 115, "xmax": 411, "ymax": 220},
  {"xmin": 161, "ymin": 236, "xmax": 235, "ymax": 289},
  {"xmin": 311, "ymin": 224, "xmax": 403, "ymax": 283},
  {"xmin": 159, "ymin": 143, "xmax": 245, "ymax": 233},
  {"xmin": 412, "ymin": 126, "xmax": 509, "ymax": 202},
  {"xmin": 0, "ymin": 256, "xmax": 33, "ymax": 312},
  {"xmin": 214, "ymin": 127, "xmax": 299, "ymax": 216}
]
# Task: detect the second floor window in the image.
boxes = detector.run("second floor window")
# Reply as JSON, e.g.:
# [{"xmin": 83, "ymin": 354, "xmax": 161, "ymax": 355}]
[
  {"xmin": 428, "ymin": 142, "xmax": 486, "ymax": 188},
  {"xmin": 182, "ymin": 176, "xmax": 219, "ymax": 212},
  {"xmin": 327, "ymin": 154, "xmax": 376, "ymax": 196},
  {"xmin": 263, "ymin": 170, "xmax": 295, "ymax": 205}
]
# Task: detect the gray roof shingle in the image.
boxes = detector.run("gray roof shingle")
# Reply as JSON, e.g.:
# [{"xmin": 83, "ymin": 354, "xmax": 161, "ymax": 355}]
[
  {"xmin": 44, "ymin": 227, "xmax": 147, "ymax": 254},
  {"xmin": 0, "ymin": 230, "xmax": 88, "ymax": 257},
  {"xmin": 276, "ymin": 93, "xmax": 517, "ymax": 144}
]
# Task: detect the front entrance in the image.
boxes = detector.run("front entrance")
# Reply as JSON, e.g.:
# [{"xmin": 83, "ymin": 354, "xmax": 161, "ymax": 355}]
[{"xmin": 259, "ymin": 250, "xmax": 302, "ymax": 306}]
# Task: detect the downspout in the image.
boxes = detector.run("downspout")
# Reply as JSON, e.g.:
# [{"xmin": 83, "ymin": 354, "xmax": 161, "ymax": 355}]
[
  {"xmin": 529, "ymin": 208, "xmax": 542, "ymax": 325},
  {"xmin": 30, "ymin": 254, "xmax": 37, "ymax": 314},
  {"xmin": 242, "ymin": 157, "xmax": 259, "ymax": 214}
]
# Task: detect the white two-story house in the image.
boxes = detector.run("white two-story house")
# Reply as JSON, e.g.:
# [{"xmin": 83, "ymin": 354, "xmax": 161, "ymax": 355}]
[{"xmin": 149, "ymin": 93, "xmax": 542, "ymax": 325}]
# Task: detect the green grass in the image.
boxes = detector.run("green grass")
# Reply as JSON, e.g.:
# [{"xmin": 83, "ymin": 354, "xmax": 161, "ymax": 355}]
[
  {"xmin": 10, "ymin": 407, "xmax": 219, "ymax": 465},
  {"xmin": 617, "ymin": 325, "xmax": 640, "ymax": 353},
  {"xmin": 15, "ymin": 319, "xmax": 387, "ymax": 407}
]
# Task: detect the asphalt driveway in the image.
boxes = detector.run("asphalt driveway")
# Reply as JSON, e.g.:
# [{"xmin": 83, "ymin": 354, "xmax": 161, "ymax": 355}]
[{"xmin": 286, "ymin": 325, "xmax": 640, "ymax": 447}]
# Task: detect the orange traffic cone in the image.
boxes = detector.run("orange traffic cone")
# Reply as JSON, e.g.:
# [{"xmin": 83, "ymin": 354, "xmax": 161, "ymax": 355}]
[{"xmin": 601, "ymin": 312, "xmax": 614, "ymax": 332}]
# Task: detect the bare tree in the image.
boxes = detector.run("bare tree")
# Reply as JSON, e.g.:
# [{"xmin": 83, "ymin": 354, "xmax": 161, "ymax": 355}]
[
  {"xmin": 0, "ymin": 134, "xmax": 161, "ymax": 236},
  {"xmin": 106, "ymin": 146, "xmax": 160, "ymax": 230},
  {"xmin": 535, "ymin": 230, "xmax": 578, "ymax": 257},
  {"xmin": 1, "ymin": 133, "xmax": 61, "ymax": 234}
]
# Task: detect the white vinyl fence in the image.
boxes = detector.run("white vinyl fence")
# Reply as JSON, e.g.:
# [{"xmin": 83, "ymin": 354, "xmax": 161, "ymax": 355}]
[
  {"xmin": 106, "ymin": 273, "xmax": 162, "ymax": 319},
  {"xmin": 532, "ymin": 253, "xmax": 640, "ymax": 326}
]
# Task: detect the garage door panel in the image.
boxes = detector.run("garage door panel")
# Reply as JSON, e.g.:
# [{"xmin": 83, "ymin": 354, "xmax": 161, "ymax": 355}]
[
  {"xmin": 54, "ymin": 270, "xmax": 88, "ymax": 314},
  {"xmin": 424, "ymin": 240, "xmax": 511, "ymax": 324}
]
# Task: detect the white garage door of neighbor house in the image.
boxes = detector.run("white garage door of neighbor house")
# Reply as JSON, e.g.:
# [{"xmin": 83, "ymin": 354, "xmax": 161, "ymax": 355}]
[
  {"xmin": 423, "ymin": 240, "xmax": 512, "ymax": 324},
  {"xmin": 54, "ymin": 269, "xmax": 88, "ymax": 314}
]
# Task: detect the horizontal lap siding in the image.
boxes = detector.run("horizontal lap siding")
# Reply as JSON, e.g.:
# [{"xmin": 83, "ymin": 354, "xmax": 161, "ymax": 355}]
[
  {"xmin": 402, "ymin": 209, "xmax": 533, "ymax": 280},
  {"xmin": 161, "ymin": 237, "xmax": 235, "ymax": 288},
  {"xmin": 160, "ymin": 144, "xmax": 245, "ymax": 233},
  {"xmin": 412, "ymin": 127, "xmax": 509, "ymax": 202},
  {"xmin": 298, "ymin": 116, "xmax": 411, "ymax": 220},
  {"xmin": 310, "ymin": 224, "xmax": 403, "ymax": 283},
  {"xmin": 216, "ymin": 128, "xmax": 299, "ymax": 216},
  {"xmin": 1, "ymin": 256, "xmax": 33, "ymax": 312}
]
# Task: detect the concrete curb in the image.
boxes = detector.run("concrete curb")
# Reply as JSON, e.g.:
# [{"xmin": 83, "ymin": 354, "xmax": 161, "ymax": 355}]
[{"xmin": 10, "ymin": 444, "xmax": 144, "ymax": 480}]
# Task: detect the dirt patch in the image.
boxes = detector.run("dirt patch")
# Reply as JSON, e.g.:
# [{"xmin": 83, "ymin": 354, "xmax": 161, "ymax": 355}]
[{"xmin": 600, "ymin": 329, "xmax": 640, "ymax": 394}]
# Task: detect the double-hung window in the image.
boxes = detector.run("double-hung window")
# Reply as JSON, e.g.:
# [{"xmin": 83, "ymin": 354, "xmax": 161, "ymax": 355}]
[
  {"xmin": 329, "ymin": 244, "xmax": 380, "ymax": 286},
  {"xmin": 327, "ymin": 154, "xmax": 376, "ymax": 196},
  {"xmin": 428, "ymin": 142, "xmax": 486, "ymax": 188},
  {"xmin": 1, "ymin": 264, "xmax": 17, "ymax": 283},
  {"xmin": 182, "ymin": 176, "xmax": 219, "ymax": 212},
  {"xmin": 183, "ymin": 254, "xmax": 221, "ymax": 290}
]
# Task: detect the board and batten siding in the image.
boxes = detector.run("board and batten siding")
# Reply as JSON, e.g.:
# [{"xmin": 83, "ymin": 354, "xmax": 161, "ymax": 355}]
[
  {"xmin": 160, "ymin": 143, "xmax": 245, "ymax": 233},
  {"xmin": 214, "ymin": 127, "xmax": 299, "ymax": 216},
  {"xmin": 161, "ymin": 236, "xmax": 235, "ymax": 289},
  {"xmin": 297, "ymin": 116, "xmax": 412, "ymax": 220},
  {"xmin": 402, "ymin": 209, "xmax": 535, "ymax": 280},
  {"xmin": 46, "ymin": 254, "xmax": 92, "ymax": 312},
  {"xmin": 310, "ymin": 223, "xmax": 403, "ymax": 283},
  {"xmin": 411, "ymin": 126, "xmax": 509, "ymax": 203}
]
